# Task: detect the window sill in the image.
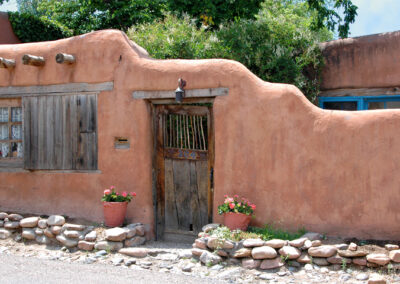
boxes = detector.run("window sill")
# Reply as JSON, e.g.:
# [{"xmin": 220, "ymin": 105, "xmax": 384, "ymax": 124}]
[{"xmin": 0, "ymin": 167, "xmax": 101, "ymax": 174}]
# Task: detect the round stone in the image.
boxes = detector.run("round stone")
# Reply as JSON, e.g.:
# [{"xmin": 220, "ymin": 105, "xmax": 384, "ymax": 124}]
[
  {"xmin": 47, "ymin": 215, "xmax": 65, "ymax": 226},
  {"xmin": 278, "ymin": 246, "xmax": 301, "ymax": 259},
  {"xmin": 252, "ymin": 246, "xmax": 278, "ymax": 259},
  {"xmin": 308, "ymin": 245, "xmax": 337, "ymax": 258},
  {"xmin": 20, "ymin": 217, "xmax": 39, "ymax": 228}
]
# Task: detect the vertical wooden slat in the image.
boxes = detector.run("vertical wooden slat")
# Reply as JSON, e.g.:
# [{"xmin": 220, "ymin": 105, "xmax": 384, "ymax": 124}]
[
  {"xmin": 37, "ymin": 96, "xmax": 46, "ymax": 168},
  {"xmin": 189, "ymin": 161, "xmax": 201, "ymax": 232},
  {"xmin": 172, "ymin": 159, "xmax": 192, "ymax": 230},
  {"xmin": 45, "ymin": 96, "xmax": 55, "ymax": 169},
  {"xmin": 54, "ymin": 96, "xmax": 63, "ymax": 169},
  {"xmin": 70, "ymin": 95, "xmax": 78, "ymax": 170},
  {"xmin": 62, "ymin": 95, "xmax": 72, "ymax": 169},
  {"xmin": 200, "ymin": 116, "xmax": 206, "ymax": 150},
  {"xmin": 164, "ymin": 159, "xmax": 179, "ymax": 230},
  {"xmin": 183, "ymin": 114, "xmax": 187, "ymax": 149},
  {"xmin": 169, "ymin": 115, "xmax": 172, "ymax": 148},
  {"xmin": 175, "ymin": 114, "xmax": 178, "ymax": 148},
  {"xmin": 193, "ymin": 115, "xmax": 198, "ymax": 149},
  {"xmin": 22, "ymin": 98, "xmax": 31, "ymax": 168}
]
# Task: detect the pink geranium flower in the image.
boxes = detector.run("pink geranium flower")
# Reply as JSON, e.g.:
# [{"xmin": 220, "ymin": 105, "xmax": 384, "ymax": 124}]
[
  {"xmin": 116, "ymin": 192, "xmax": 119, "ymax": 196},
  {"xmin": 229, "ymin": 203, "xmax": 235, "ymax": 209},
  {"xmin": 122, "ymin": 191, "xmax": 128, "ymax": 197},
  {"xmin": 131, "ymin": 192, "xmax": 137, "ymax": 197},
  {"xmin": 104, "ymin": 189, "xmax": 111, "ymax": 195},
  {"xmin": 251, "ymin": 204, "xmax": 256, "ymax": 210},
  {"xmin": 110, "ymin": 186, "xmax": 115, "ymax": 190}
]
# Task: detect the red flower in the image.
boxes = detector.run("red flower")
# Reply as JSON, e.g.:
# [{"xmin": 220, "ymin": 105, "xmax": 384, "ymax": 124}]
[
  {"xmin": 229, "ymin": 203, "xmax": 235, "ymax": 209},
  {"xmin": 122, "ymin": 191, "xmax": 128, "ymax": 197},
  {"xmin": 251, "ymin": 204, "xmax": 256, "ymax": 210},
  {"xmin": 234, "ymin": 194, "xmax": 239, "ymax": 198},
  {"xmin": 131, "ymin": 192, "xmax": 137, "ymax": 197}
]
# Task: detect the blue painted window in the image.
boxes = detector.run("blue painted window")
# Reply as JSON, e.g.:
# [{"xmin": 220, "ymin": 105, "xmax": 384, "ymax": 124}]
[{"xmin": 318, "ymin": 95, "xmax": 400, "ymax": 111}]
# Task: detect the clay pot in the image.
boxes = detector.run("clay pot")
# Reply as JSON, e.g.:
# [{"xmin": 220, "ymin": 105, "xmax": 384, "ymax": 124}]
[
  {"xmin": 103, "ymin": 201, "xmax": 128, "ymax": 227},
  {"xmin": 223, "ymin": 212, "xmax": 251, "ymax": 231}
]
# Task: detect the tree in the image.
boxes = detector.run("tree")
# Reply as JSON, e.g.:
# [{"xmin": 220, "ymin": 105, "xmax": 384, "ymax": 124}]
[
  {"xmin": 165, "ymin": 0, "xmax": 264, "ymax": 26},
  {"xmin": 307, "ymin": 0, "xmax": 358, "ymax": 38},
  {"xmin": 16, "ymin": 0, "xmax": 42, "ymax": 16},
  {"xmin": 36, "ymin": 0, "xmax": 166, "ymax": 35}
]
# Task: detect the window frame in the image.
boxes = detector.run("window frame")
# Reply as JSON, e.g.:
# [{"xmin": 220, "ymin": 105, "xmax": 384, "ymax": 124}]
[
  {"xmin": 319, "ymin": 95, "xmax": 400, "ymax": 111},
  {"xmin": 0, "ymin": 99, "xmax": 23, "ymax": 168}
]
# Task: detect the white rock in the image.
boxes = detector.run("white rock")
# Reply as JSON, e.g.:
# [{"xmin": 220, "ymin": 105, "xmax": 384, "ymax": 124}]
[
  {"xmin": 308, "ymin": 245, "xmax": 337, "ymax": 258},
  {"xmin": 63, "ymin": 230, "xmax": 81, "ymax": 238},
  {"xmin": 63, "ymin": 223, "xmax": 85, "ymax": 231},
  {"xmin": 85, "ymin": 231, "xmax": 97, "ymax": 241},
  {"xmin": 125, "ymin": 236, "xmax": 146, "ymax": 247},
  {"xmin": 0, "ymin": 212, "xmax": 8, "ymax": 219},
  {"xmin": 0, "ymin": 229, "xmax": 11, "ymax": 239},
  {"xmin": 38, "ymin": 219, "xmax": 48, "ymax": 229},
  {"xmin": 4, "ymin": 221, "xmax": 19, "ymax": 229},
  {"xmin": 94, "ymin": 241, "xmax": 123, "ymax": 252},
  {"xmin": 35, "ymin": 228, "xmax": 44, "ymax": 236},
  {"xmin": 56, "ymin": 235, "xmax": 78, "ymax": 247},
  {"xmin": 36, "ymin": 235, "xmax": 49, "ymax": 244},
  {"xmin": 8, "ymin": 214, "xmax": 23, "ymax": 221},
  {"xmin": 264, "ymin": 239, "xmax": 287, "ymax": 249},
  {"xmin": 22, "ymin": 228, "xmax": 36, "ymax": 240},
  {"xmin": 243, "ymin": 239, "xmax": 265, "ymax": 247},
  {"xmin": 278, "ymin": 246, "xmax": 301, "ymax": 259},
  {"xmin": 356, "ymin": 273, "xmax": 369, "ymax": 281},
  {"xmin": 119, "ymin": 247, "xmax": 149, "ymax": 257},
  {"xmin": 20, "ymin": 217, "xmax": 39, "ymax": 228},
  {"xmin": 200, "ymin": 251, "xmax": 222, "ymax": 265},
  {"xmin": 288, "ymin": 238, "xmax": 307, "ymax": 248},
  {"xmin": 47, "ymin": 215, "xmax": 65, "ymax": 226},
  {"xmin": 252, "ymin": 246, "xmax": 278, "ymax": 259},
  {"xmin": 105, "ymin": 227, "xmax": 127, "ymax": 242},
  {"xmin": 366, "ymin": 253, "xmax": 390, "ymax": 266},
  {"xmin": 78, "ymin": 241, "xmax": 95, "ymax": 251}
]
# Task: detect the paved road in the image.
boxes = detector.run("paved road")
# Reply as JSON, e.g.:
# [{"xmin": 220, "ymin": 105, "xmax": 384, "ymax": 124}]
[{"xmin": 0, "ymin": 254, "xmax": 222, "ymax": 284}]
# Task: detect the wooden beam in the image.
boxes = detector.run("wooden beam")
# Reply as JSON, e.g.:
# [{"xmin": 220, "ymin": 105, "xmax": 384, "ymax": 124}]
[
  {"xmin": 133, "ymin": 87, "xmax": 229, "ymax": 100},
  {"xmin": 0, "ymin": 57, "xmax": 16, "ymax": 69},
  {"xmin": 55, "ymin": 53, "xmax": 76, "ymax": 64},
  {"xmin": 22, "ymin": 54, "xmax": 45, "ymax": 66},
  {"xmin": 319, "ymin": 87, "xmax": 400, "ymax": 97},
  {"xmin": 0, "ymin": 82, "xmax": 113, "ymax": 97}
]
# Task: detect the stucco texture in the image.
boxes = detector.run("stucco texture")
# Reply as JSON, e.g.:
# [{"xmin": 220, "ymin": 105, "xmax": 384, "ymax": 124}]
[
  {"xmin": 320, "ymin": 30, "xmax": 400, "ymax": 90},
  {"xmin": 1, "ymin": 30, "xmax": 400, "ymax": 240}
]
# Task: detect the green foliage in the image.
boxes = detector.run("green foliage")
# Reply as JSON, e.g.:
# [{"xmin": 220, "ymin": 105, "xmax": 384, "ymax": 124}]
[
  {"xmin": 307, "ymin": 0, "xmax": 358, "ymax": 38},
  {"xmin": 128, "ymin": 14, "xmax": 230, "ymax": 60},
  {"xmin": 129, "ymin": 2, "xmax": 332, "ymax": 103},
  {"xmin": 165, "ymin": 0, "xmax": 264, "ymax": 27},
  {"xmin": 35, "ymin": 0, "xmax": 165, "ymax": 35},
  {"xmin": 8, "ymin": 12, "xmax": 72, "ymax": 43},
  {"xmin": 248, "ymin": 224, "xmax": 306, "ymax": 241},
  {"xmin": 16, "ymin": 0, "xmax": 42, "ymax": 16},
  {"xmin": 208, "ymin": 224, "xmax": 306, "ymax": 241}
]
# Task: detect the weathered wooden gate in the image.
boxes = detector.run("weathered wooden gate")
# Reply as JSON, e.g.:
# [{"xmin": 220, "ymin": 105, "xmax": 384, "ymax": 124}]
[{"xmin": 153, "ymin": 104, "xmax": 214, "ymax": 241}]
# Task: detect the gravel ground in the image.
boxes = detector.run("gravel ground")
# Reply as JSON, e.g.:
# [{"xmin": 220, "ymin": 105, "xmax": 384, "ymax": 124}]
[{"xmin": 1, "ymin": 238, "xmax": 400, "ymax": 283}]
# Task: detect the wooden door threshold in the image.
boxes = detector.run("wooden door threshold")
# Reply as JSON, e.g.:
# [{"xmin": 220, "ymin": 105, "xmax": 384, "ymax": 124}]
[{"xmin": 163, "ymin": 229, "xmax": 197, "ymax": 243}]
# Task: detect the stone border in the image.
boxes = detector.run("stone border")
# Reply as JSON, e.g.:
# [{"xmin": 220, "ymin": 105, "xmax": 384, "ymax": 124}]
[
  {"xmin": 192, "ymin": 224, "xmax": 400, "ymax": 272},
  {"xmin": 0, "ymin": 212, "xmax": 146, "ymax": 251}
]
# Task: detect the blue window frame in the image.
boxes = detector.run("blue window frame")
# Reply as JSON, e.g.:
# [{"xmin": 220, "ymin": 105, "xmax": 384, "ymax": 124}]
[{"xmin": 319, "ymin": 95, "xmax": 400, "ymax": 111}]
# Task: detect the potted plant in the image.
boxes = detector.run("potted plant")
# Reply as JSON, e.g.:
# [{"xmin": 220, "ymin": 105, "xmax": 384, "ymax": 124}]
[
  {"xmin": 101, "ymin": 186, "xmax": 136, "ymax": 227},
  {"xmin": 217, "ymin": 195, "xmax": 256, "ymax": 231}
]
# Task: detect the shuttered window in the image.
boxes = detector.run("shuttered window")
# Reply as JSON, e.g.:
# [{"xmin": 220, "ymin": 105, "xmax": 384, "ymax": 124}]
[{"xmin": 23, "ymin": 93, "xmax": 97, "ymax": 170}]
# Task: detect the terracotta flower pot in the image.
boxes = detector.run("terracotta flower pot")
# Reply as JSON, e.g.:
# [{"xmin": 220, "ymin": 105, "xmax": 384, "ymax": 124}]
[
  {"xmin": 223, "ymin": 212, "xmax": 252, "ymax": 231},
  {"xmin": 103, "ymin": 201, "xmax": 128, "ymax": 227}
]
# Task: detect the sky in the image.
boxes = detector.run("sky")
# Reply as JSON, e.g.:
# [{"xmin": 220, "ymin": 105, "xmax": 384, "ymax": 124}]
[{"xmin": 1, "ymin": 0, "xmax": 400, "ymax": 38}]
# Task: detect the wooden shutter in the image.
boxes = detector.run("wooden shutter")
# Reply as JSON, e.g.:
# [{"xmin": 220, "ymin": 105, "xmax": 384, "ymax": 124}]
[{"xmin": 23, "ymin": 94, "xmax": 97, "ymax": 170}]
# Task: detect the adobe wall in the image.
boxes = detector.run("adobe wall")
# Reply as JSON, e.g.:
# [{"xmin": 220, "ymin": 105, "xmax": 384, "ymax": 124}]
[
  {"xmin": 0, "ymin": 12, "xmax": 21, "ymax": 44},
  {"xmin": 1, "ymin": 30, "xmax": 400, "ymax": 240},
  {"xmin": 320, "ymin": 31, "xmax": 400, "ymax": 90}
]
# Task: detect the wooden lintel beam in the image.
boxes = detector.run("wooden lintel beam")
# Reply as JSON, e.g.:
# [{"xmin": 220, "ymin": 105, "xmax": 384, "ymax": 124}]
[
  {"xmin": 133, "ymin": 87, "xmax": 229, "ymax": 100},
  {"xmin": 0, "ymin": 57, "xmax": 16, "ymax": 69},
  {"xmin": 56, "ymin": 53, "xmax": 76, "ymax": 64},
  {"xmin": 22, "ymin": 54, "xmax": 45, "ymax": 66}
]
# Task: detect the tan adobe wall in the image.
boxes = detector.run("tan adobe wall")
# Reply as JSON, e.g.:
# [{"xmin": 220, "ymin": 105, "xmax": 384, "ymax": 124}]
[
  {"xmin": 0, "ymin": 12, "xmax": 21, "ymax": 44},
  {"xmin": 1, "ymin": 30, "xmax": 400, "ymax": 240},
  {"xmin": 320, "ymin": 30, "xmax": 400, "ymax": 90}
]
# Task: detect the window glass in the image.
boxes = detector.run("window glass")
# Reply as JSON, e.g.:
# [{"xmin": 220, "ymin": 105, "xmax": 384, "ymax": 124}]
[
  {"xmin": 0, "ymin": 124, "xmax": 8, "ymax": 140},
  {"xmin": 324, "ymin": 101, "xmax": 357, "ymax": 111},
  {"xmin": 11, "ymin": 107, "xmax": 22, "ymax": 122},
  {"xmin": 386, "ymin": 101, "xmax": 400, "ymax": 109},
  {"xmin": 368, "ymin": 102, "xmax": 385, "ymax": 110},
  {"xmin": 0, "ymin": 108, "xmax": 8, "ymax": 122}
]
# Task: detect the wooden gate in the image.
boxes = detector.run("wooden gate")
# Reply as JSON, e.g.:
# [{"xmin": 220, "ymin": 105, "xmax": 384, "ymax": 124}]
[{"xmin": 153, "ymin": 104, "xmax": 214, "ymax": 240}]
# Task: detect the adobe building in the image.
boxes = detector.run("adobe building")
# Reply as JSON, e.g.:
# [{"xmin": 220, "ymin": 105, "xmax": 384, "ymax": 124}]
[
  {"xmin": 1, "ymin": 29, "xmax": 400, "ymax": 240},
  {"xmin": 319, "ymin": 30, "xmax": 400, "ymax": 110}
]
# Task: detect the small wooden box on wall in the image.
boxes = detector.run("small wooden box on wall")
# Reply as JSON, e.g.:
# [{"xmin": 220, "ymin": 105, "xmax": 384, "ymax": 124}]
[{"xmin": 114, "ymin": 137, "xmax": 130, "ymax": 149}]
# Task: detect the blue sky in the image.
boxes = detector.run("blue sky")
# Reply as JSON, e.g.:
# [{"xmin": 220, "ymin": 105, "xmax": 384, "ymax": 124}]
[{"xmin": 1, "ymin": 0, "xmax": 400, "ymax": 38}]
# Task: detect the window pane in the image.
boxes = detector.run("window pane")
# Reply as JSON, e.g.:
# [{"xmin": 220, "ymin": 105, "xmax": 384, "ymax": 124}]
[
  {"xmin": 368, "ymin": 101, "xmax": 385, "ymax": 110},
  {"xmin": 386, "ymin": 101, "xmax": 400, "ymax": 109},
  {"xmin": 11, "ymin": 107, "xmax": 22, "ymax": 122},
  {"xmin": 0, "ymin": 124, "xmax": 8, "ymax": 140},
  {"xmin": 0, "ymin": 142, "xmax": 9, "ymax": 158},
  {"xmin": 0, "ymin": 108, "xmax": 8, "ymax": 122},
  {"xmin": 11, "ymin": 142, "xmax": 22, "ymax": 158},
  {"xmin": 11, "ymin": 125, "xmax": 22, "ymax": 140},
  {"xmin": 324, "ymin": 101, "xmax": 357, "ymax": 111}
]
